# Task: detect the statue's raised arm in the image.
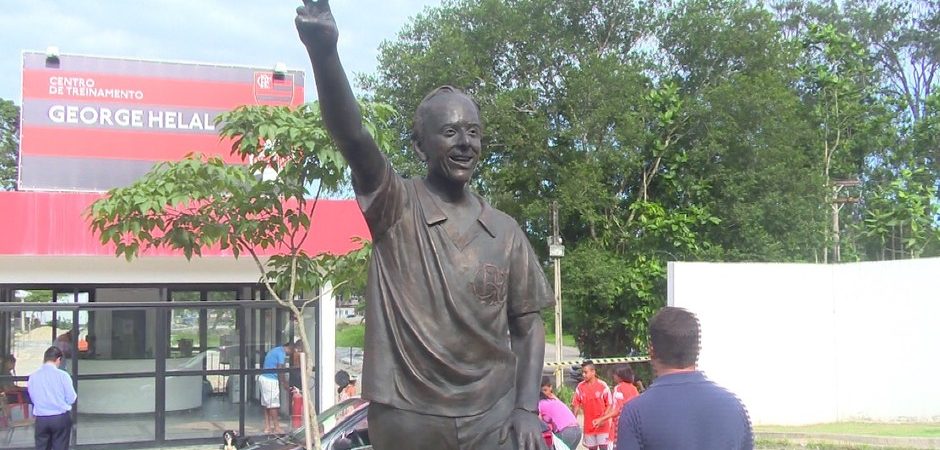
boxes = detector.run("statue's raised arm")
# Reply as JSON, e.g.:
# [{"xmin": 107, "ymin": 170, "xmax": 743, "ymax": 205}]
[{"xmin": 295, "ymin": 0, "xmax": 386, "ymax": 194}]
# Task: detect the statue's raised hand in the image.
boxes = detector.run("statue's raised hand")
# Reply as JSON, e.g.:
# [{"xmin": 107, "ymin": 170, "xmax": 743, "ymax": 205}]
[{"xmin": 295, "ymin": 0, "xmax": 338, "ymax": 53}]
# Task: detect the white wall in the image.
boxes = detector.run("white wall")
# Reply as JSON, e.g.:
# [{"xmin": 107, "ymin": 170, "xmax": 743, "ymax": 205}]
[
  {"xmin": 0, "ymin": 256, "xmax": 262, "ymax": 284},
  {"xmin": 317, "ymin": 281, "xmax": 336, "ymax": 412},
  {"xmin": 668, "ymin": 258, "xmax": 940, "ymax": 425}
]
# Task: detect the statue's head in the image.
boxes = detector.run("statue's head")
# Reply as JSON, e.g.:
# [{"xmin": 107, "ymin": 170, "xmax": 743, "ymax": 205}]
[{"xmin": 411, "ymin": 86, "xmax": 482, "ymax": 185}]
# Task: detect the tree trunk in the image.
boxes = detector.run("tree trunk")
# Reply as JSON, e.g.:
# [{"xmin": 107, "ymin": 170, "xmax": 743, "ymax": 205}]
[{"xmin": 293, "ymin": 314, "xmax": 322, "ymax": 450}]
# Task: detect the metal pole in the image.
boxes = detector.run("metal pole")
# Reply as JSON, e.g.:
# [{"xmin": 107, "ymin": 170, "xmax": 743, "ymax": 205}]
[
  {"xmin": 830, "ymin": 180, "xmax": 860, "ymax": 264},
  {"xmin": 551, "ymin": 201, "xmax": 564, "ymax": 389},
  {"xmin": 553, "ymin": 258, "xmax": 563, "ymax": 388},
  {"xmin": 832, "ymin": 201, "xmax": 841, "ymax": 263}
]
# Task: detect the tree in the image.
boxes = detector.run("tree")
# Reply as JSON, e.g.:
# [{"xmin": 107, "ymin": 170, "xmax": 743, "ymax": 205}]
[
  {"xmin": 366, "ymin": 0, "xmax": 939, "ymax": 355},
  {"xmin": 858, "ymin": 166, "xmax": 940, "ymax": 259},
  {"xmin": 774, "ymin": 0, "xmax": 938, "ymax": 261},
  {"xmin": 799, "ymin": 23, "xmax": 888, "ymax": 262},
  {"xmin": 88, "ymin": 102, "xmax": 387, "ymax": 450},
  {"xmin": 364, "ymin": 0, "xmax": 729, "ymax": 356},
  {"xmin": 842, "ymin": 0, "xmax": 939, "ymax": 124},
  {"xmin": 657, "ymin": 0, "xmax": 829, "ymax": 262},
  {"xmin": 0, "ymin": 99, "xmax": 18, "ymax": 190}
]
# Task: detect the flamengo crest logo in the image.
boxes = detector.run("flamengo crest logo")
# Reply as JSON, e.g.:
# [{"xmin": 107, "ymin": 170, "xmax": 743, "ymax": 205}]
[
  {"xmin": 253, "ymin": 72, "xmax": 294, "ymax": 105},
  {"xmin": 471, "ymin": 264, "xmax": 508, "ymax": 306}
]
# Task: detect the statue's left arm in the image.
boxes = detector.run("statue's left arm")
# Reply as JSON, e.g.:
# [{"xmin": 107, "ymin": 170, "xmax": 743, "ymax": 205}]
[
  {"xmin": 499, "ymin": 312, "xmax": 548, "ymax": 450},
  {"xmin": 510, "ymin": 312, "xmax": 545, "ymax": 413},
  {"xmin": 499, "ymin": 226, "xmax": 553, "ymax": 450}
]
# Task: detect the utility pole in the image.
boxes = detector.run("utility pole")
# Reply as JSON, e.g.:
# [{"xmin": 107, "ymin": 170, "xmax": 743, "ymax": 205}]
[
  {"xmin": 831, "ymin": 179, "xmax": 861, "ymax": 263},
  {"xmin": 548, "ymin": 201, "xmax": 565, "ymax": 388}
]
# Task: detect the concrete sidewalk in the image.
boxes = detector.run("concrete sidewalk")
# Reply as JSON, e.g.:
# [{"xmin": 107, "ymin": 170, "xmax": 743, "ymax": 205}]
[{"xmin": 137, "ymin": 428, "xmax": 939, "ymax": 450}]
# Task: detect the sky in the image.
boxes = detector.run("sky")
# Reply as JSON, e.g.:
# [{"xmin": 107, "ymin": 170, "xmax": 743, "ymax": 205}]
[{"xmin": 0, "ymin": 0, "xmax": 441, "ymax": 103}]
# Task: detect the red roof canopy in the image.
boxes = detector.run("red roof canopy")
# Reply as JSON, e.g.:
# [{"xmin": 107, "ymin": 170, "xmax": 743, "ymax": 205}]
[{"xmin": 0, "ymin": 191, "xmax": 370, "ymax": 257}]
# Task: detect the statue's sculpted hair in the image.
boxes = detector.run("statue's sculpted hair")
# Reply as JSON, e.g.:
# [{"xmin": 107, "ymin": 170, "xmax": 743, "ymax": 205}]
[{"xmin": 411, "ymin": 85, "xmax": 481, "ymax": 144}]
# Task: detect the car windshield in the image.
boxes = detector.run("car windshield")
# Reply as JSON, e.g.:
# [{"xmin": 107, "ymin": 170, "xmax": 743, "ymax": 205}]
[{"xmin": 288, "ymin": 397, "xmax": 368, "ymax": 443}]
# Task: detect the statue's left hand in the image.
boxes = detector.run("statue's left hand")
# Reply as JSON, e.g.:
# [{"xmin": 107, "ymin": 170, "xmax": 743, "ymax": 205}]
[
  {"xmin": 295, "ymin": 0, "xmax": 338, "ymax": 53},
  {"xmin": 498, "ymin": 409, "xmax": 549, "ymax": 450}
]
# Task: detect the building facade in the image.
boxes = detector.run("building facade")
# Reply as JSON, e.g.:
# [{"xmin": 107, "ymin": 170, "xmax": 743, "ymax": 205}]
[{"xmin": 0, "ymin": 191, "xmax": 368, "ymax": 449}]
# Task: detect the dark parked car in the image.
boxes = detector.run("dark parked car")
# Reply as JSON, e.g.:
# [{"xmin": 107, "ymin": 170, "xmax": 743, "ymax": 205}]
[
  {"xmin": 238, "ymin": 397, "xmax": 371, "ymax": 450},
  {"xmin": 237, "ymin": 397, "xmax": 561, "ymax": 450}
]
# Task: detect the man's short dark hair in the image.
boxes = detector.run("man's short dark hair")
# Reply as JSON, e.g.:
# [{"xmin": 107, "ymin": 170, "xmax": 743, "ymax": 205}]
[
  {"xmin": 581, "ymin": 359, "xmax": 595, "ymax": 370},
  {"xmin": 614, "ymin": 365, "xmax": 635, "ymax": 384},
  {"xmin": 44, "ymin": 346, "xmax": 63, "ymax": 363},
  {"xmin": 649, "ymin": 307, "xmax": 700, "ymax": 368},
  {"xmin": 411, "ymin": 85, "xmax": 481, "ymax": 143}
]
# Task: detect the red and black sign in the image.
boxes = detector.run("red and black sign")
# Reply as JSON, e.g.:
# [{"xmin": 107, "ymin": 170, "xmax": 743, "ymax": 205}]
[{"xmin": 19, "ymin": 52, "xmax": 305, "ymax": 192}]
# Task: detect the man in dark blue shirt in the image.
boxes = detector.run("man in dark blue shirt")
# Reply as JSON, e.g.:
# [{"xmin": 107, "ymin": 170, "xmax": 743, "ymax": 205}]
[
  {"xmin": 28, "ymin": 346, "xmax": 77, "ymax": 450},
  {"xmin": 617, "ymin": 307, "xmax": 752, "ymax": 450}
]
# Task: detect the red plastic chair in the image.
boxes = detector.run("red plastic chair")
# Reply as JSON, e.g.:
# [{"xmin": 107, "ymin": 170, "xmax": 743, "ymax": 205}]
[{"xmin": 1, "ymin": 390, "xmax": 33, "ymax": 444}]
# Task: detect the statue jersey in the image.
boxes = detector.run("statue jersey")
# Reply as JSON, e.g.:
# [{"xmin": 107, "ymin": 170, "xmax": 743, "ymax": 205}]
[{"xmin": 355, "ymin": 161, "xmax": 553, "ymax": 417}]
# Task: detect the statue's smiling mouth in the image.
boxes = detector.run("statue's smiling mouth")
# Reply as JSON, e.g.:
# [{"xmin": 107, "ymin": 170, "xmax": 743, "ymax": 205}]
[{"xmin": 449, "ymin": 154, "xmax": 475, "ymax": 167}]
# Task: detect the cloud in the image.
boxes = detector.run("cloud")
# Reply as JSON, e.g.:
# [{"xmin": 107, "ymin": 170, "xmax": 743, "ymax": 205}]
[{"xmin": 0, "ymin": 0, "xmax": 440, "ymax": 102}]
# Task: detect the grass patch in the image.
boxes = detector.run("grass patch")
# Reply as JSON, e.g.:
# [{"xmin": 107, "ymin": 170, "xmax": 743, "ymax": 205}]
[
  {"xmin": 336, "ymin": 325, "xmax": 580, "ymax": 350},
  {"xmin": 755, "ymin": 422, "xmax": 940, "ymax": 438},
  {"xmin": 544, "ymin": 332, "xmax": 577, "ymax": 348},
  {"xmin": 336, "ymin": 323, "xmax": 365, "ymax": 348},
  {"xmin": 755, "ymin": 438, "xmax": 918, "ymax": 449}
]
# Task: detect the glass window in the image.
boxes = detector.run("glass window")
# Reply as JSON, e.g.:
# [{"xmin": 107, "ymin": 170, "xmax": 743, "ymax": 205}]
[
  {"xmin": 53, "ymin": 291, "xmax": 90, "ymax": 374},
  {"xmin": 1, "ymin": 287, "xmax": 304, "ymax": 447},
  {"xmin": 79, "ymin": 308, "xmax": 155, "ymax": 367},
  {"xmin": 164, "ymin": 373, "xmax": 240, "ymax": 440},
  {"xmin": 75, "ymin": 376, "xmax": 156, "ymax": 445},
  {"xmin": 169, "ymin": 290, "xmax": 201, "ymax": 358},
  {"xmin": 165, "ymin": 290, "xmax": 242, "ymax": 441},
  {"xmin": 1, "ymin": 304, "xmax": 51, "ymax": 449},
  {"xmin": 7, "ymin": 291, "xmax": 54, "ymax": 374}
]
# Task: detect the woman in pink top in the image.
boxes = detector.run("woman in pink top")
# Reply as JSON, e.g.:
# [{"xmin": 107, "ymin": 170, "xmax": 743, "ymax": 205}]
[{"xmin": 539, "ymin": 377, "xmax": 582, "ymax": 449}]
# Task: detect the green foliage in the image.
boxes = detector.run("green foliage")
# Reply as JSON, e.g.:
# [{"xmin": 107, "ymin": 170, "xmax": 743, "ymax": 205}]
[
  {"xmin": 365, "ymin": 0, "xmax": 939, "ymax": 354},
  {"xmin": 88, "ymin": 101, "xmax": 392, "ymax": 301},
  {"xmin": 335, "ymin": 323, "xmax": 365, "ymax": 348},
  {"xmin": 544, "ymin": 332, "xmax": 577, "ymax": 348},
  {"xmin": 858, "ymin": 166, "xmax": 940, "ymax": 259},
  {"xmin": 553, "ymin": 384, "xmax": 574, "ymax": 407},
  {"xmin": 565, "ymin": 201, "xmax": 717, "ymax": 356},
  {"xmin": 0, "ymin": 99, "xmax": 18, "ymax": 190},
  {"xmin": 777, "ymin": 0, "xmax": 939, "ymax": 261},
  {"xmin": 365, "ymin": 0, "xmax": 723, "ymax": 356},
  {"xmin": 18, "ymin": 290, "xmax": 53, "ymax": 303}
]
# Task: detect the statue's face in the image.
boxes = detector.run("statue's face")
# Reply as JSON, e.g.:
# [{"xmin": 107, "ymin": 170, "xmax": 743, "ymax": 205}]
[{"xmin": 415, "ymin": 93, "xmax": 482, "ymax": 185}]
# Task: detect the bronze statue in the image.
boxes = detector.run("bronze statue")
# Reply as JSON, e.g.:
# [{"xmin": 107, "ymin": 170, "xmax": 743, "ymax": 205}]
[{"xmin": 296, "ymin": 2, "xmax": 553, "ymax": 448}]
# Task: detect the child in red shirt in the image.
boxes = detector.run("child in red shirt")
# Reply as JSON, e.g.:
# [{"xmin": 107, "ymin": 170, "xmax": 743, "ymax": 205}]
[
  {"xmin": 593, "ymin": 365, "xmax": 640, "ymax": 447},
  {"xmin": 572, "ymin": 361, "xmax": 611, "ymax": 450}
]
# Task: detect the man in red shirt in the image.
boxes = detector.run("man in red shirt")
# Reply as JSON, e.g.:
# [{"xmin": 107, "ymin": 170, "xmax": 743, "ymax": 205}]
[
  {"xmin": 593, "ymin": 365, "xmax": 640, "ymax": 447},
  {"xmin": 572, "ymin": 361, "xmax": 612, "ymax": 449}
]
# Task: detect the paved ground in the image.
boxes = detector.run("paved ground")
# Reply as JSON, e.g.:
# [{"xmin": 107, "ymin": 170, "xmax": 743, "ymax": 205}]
[
  {"xmin": 90, "ymin": 341, "xmax": 937, "ymax": 450},
  {"xmin": 139, "ymin": 436, "xmax": 932, "ymax": 450}
]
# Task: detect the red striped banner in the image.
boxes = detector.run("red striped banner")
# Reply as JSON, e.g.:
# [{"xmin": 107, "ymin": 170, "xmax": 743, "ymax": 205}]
[
  {"xmin": 21, "ymin": 126, "xmax": 242, "ymax": 162},
  {"xmin": 23, "ymin": 69, "xmax": 303, "ymax": 108}
]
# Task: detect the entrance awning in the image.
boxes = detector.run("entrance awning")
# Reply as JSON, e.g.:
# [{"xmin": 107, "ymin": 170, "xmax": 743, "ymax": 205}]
[{"xmin": 0, "ymin": 191, "xmax": 370, "ymax": 257}]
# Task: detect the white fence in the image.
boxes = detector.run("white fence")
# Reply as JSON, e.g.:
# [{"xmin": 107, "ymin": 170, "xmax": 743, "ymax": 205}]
[{"xmin": 668, "ymin": 258, "xmax": 940, "ymax": 425}]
